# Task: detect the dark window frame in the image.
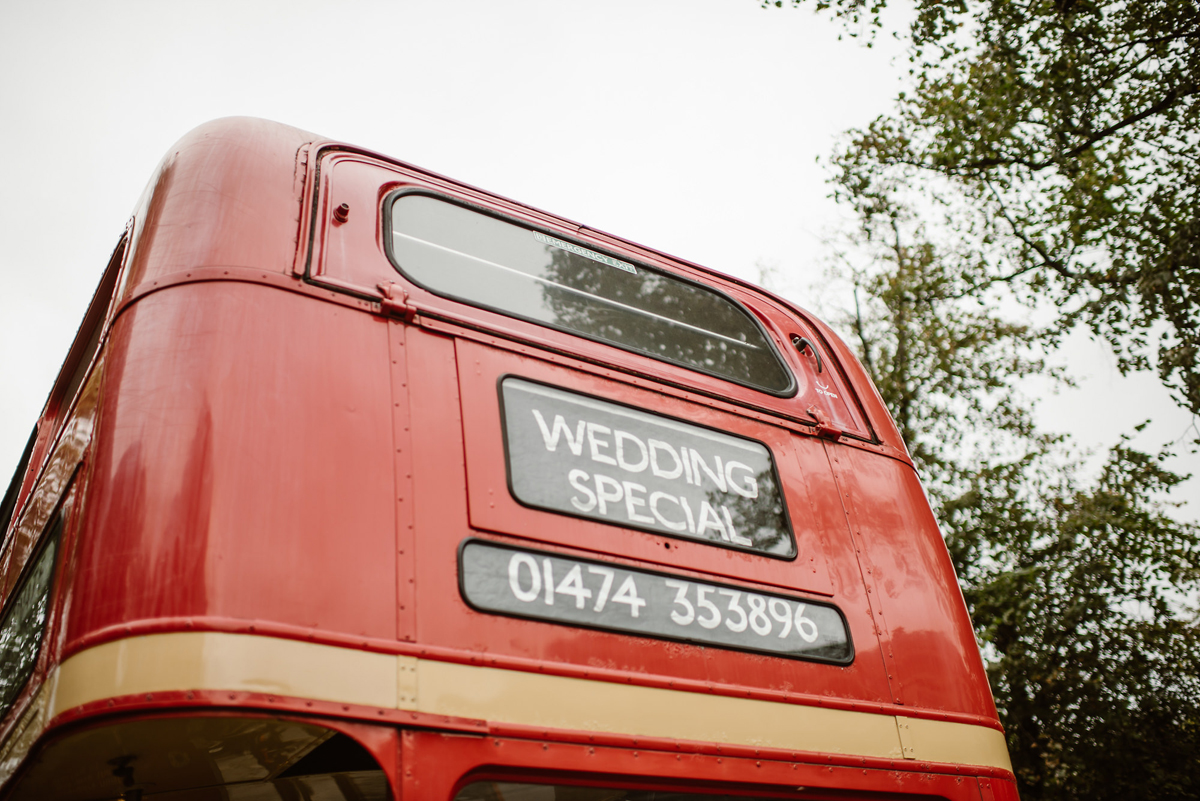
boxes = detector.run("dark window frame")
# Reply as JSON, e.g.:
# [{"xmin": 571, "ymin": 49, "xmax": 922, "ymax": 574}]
[
  {"xmin": 453, "ymin": 776, "xmax": 804, "ymax": 801},
  {"xmin": 48, "ymin": 235, "xmax": 126, "ymax": 425},
  {"xmin": 382, "ymin": 190, "xmax": 797, "ymax": 398},
  {"xmin": 7, "ymin": 234, "xmax": 127, "ymax": 540},
  {"xmin": 0, "ymin": 427, "xmax": 38, "ymax": 543},
  {"xmin": 0, "ymin": 498, "xmax": 66, "ymax": 717}
]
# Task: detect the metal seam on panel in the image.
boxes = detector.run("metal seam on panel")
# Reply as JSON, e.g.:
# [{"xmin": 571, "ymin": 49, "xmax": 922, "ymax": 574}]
[{"xmin": 43, "ymin": 632, "xmax": 1011, "ymax": 773}]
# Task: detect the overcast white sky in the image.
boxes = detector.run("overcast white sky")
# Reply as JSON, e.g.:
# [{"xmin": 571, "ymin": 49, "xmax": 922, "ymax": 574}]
[{"xmin": 2, "ymin": 0, "xmax": 1195, "ymax": 517}]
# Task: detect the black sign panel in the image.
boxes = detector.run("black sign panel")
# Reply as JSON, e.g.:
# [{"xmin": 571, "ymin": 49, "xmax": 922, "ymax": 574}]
[
  {"xmin": 459, "ymin": 540, "xmax": 853, "ymax": 664},
  {"xmin": 501, "ymin": 378, "xmax": 796, "ymax": 558}
]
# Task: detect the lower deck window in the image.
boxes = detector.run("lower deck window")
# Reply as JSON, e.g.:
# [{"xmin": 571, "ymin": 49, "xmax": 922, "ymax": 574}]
[
  {"xmin": 457, "ymin": 783, "xmax": 769, "ymax": 801},
  {"xmin": 0, "ymin": 515, "xmax": 61, "ymax": 715}
]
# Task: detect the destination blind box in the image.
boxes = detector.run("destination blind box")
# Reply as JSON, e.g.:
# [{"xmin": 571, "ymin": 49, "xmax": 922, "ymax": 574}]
[{"xmin": 500, "ymin": 377, "xmax": 797, "ymax": 559}]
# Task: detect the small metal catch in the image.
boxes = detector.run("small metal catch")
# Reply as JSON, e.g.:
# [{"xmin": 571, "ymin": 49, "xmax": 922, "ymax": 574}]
[{"xmin": 792, "ymin": 336, "xmax": 823, "ymax": 373}]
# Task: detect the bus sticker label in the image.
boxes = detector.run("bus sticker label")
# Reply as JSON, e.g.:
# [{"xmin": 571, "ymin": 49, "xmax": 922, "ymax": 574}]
[
  {"xmin": 500, "ymin": 377, "xmax": 796, "ymax": 558},
  {"xmin": 460, "ymin": 540, "xmax": 852, "ymax": 664},
  {"xmin": 533, "ymin": 231, "xmax": 637, "ymax": 274}
]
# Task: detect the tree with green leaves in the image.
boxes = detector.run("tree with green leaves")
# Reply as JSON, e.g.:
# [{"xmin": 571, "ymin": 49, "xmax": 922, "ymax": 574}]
[
  {"xmin": 763, "ymin": 1, "xmax": 1200, "ymax": 795},
  {"xmin": 946, "ymin": 441, "xmax": 1200, "ymax": 800},
  {"xmin": 818, "ymin": 191, "xmax": 1200, "ymax": 800},
  {"xmin": 771, "ymin": 0, "xmax": 1200, "ymax": 415}
]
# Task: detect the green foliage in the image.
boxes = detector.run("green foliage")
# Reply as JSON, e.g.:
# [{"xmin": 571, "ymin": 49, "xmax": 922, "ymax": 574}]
[
  {"xmin": 946, "ymin": 444, "xmax": 1200, "ymax": 800},
  {"xmin": 820, "ymin": 194, "xmax": 1200, "ymax": 800},
  {"xmin": 779, "ymin": 0, "xmax": 1200, "ymax": 415},
  {"xmin": 822, "ymin": 193, "xmax": 1056, "ymax": 495},
  {"xmin": 775, "ymin": 3, "xmax": 1200, "ymax": 794}
]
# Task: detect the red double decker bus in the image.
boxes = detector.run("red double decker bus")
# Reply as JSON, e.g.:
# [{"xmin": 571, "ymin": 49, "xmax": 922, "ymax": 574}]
[{"xmin": 0, "ymin": 118, "xmax": 1015, "ymax": 801}]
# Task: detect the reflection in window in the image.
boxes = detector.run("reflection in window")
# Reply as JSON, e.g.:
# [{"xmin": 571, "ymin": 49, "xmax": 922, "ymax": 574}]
[
  {"xmin": 389, "ymin": 196, "xmax": 793, "ymax": 394},
  {"xmin": 0, "ymin": 514, "xmax": 61, "ymax": 714},
  {"xmin": 456, "ymin": 782, "xmax": 768, "ymax": 801}
]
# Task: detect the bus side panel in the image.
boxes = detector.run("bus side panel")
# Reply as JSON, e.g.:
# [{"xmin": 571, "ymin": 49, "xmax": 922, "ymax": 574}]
[
  {"xmin": 64, "ymin": 283, "xmax": 398, "ymax": 649},
  {"xmin": 120, "ymin": 118, "xmax": 313, "ymax": 301},
  {"xmin": 830, "ymin": 446, "xmax": 997, "ymax": 718}
]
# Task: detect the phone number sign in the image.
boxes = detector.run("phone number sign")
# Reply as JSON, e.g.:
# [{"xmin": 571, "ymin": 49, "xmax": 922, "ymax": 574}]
[
  {"xmin": 501, "ymin": 378, "xmax": 796, "ymax": 558},
  {"xmin": 459, "ymin": 540, "xmax": 853, "ymax": 664}
]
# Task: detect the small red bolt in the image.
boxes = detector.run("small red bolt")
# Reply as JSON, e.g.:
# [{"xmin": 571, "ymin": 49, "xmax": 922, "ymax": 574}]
[{"xmin": 333, "ymin": 203, "xmax": 350, "ymax": 223}]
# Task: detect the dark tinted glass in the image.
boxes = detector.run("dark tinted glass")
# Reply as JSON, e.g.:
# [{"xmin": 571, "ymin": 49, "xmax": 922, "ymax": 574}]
[
  {"xmin": 0, "ymin": 426, "xmax": 37, "ymax": 541},
  {"xmin": 456, "ymin": 783, "xmax": 768, "ymax": 801},
  {"xmin": 0, "ymin": 517, "xmax": 60, "ymax": 713},
  {"xmin": 389, "ymin": 196, "xmax": 793, "ymax": 394}
]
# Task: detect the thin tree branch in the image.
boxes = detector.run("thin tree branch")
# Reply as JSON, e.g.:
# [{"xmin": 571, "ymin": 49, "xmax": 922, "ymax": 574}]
[
  {"xmin": 851, "ymin": 283, "xmax": 879, "ymax": 381},
  {"xmin": 984, "ymin": 181, "xmax": 1080, "ymax": 281},
  {"xmin": 953, "ymin": 83, "xmax": 1199, "ymax": 173}
]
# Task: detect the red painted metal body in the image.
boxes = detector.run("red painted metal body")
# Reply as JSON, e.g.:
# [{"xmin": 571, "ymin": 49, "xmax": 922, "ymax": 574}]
[{"xmin": 0, "ymin": 118, "xmax": 1015, "ymax": 800}]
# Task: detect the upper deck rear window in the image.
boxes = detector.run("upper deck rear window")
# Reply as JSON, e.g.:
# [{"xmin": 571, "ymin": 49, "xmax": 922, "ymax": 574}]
[{"xmin": 387, "ymin": 195, "xmax": 794, "ymax": 394}]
